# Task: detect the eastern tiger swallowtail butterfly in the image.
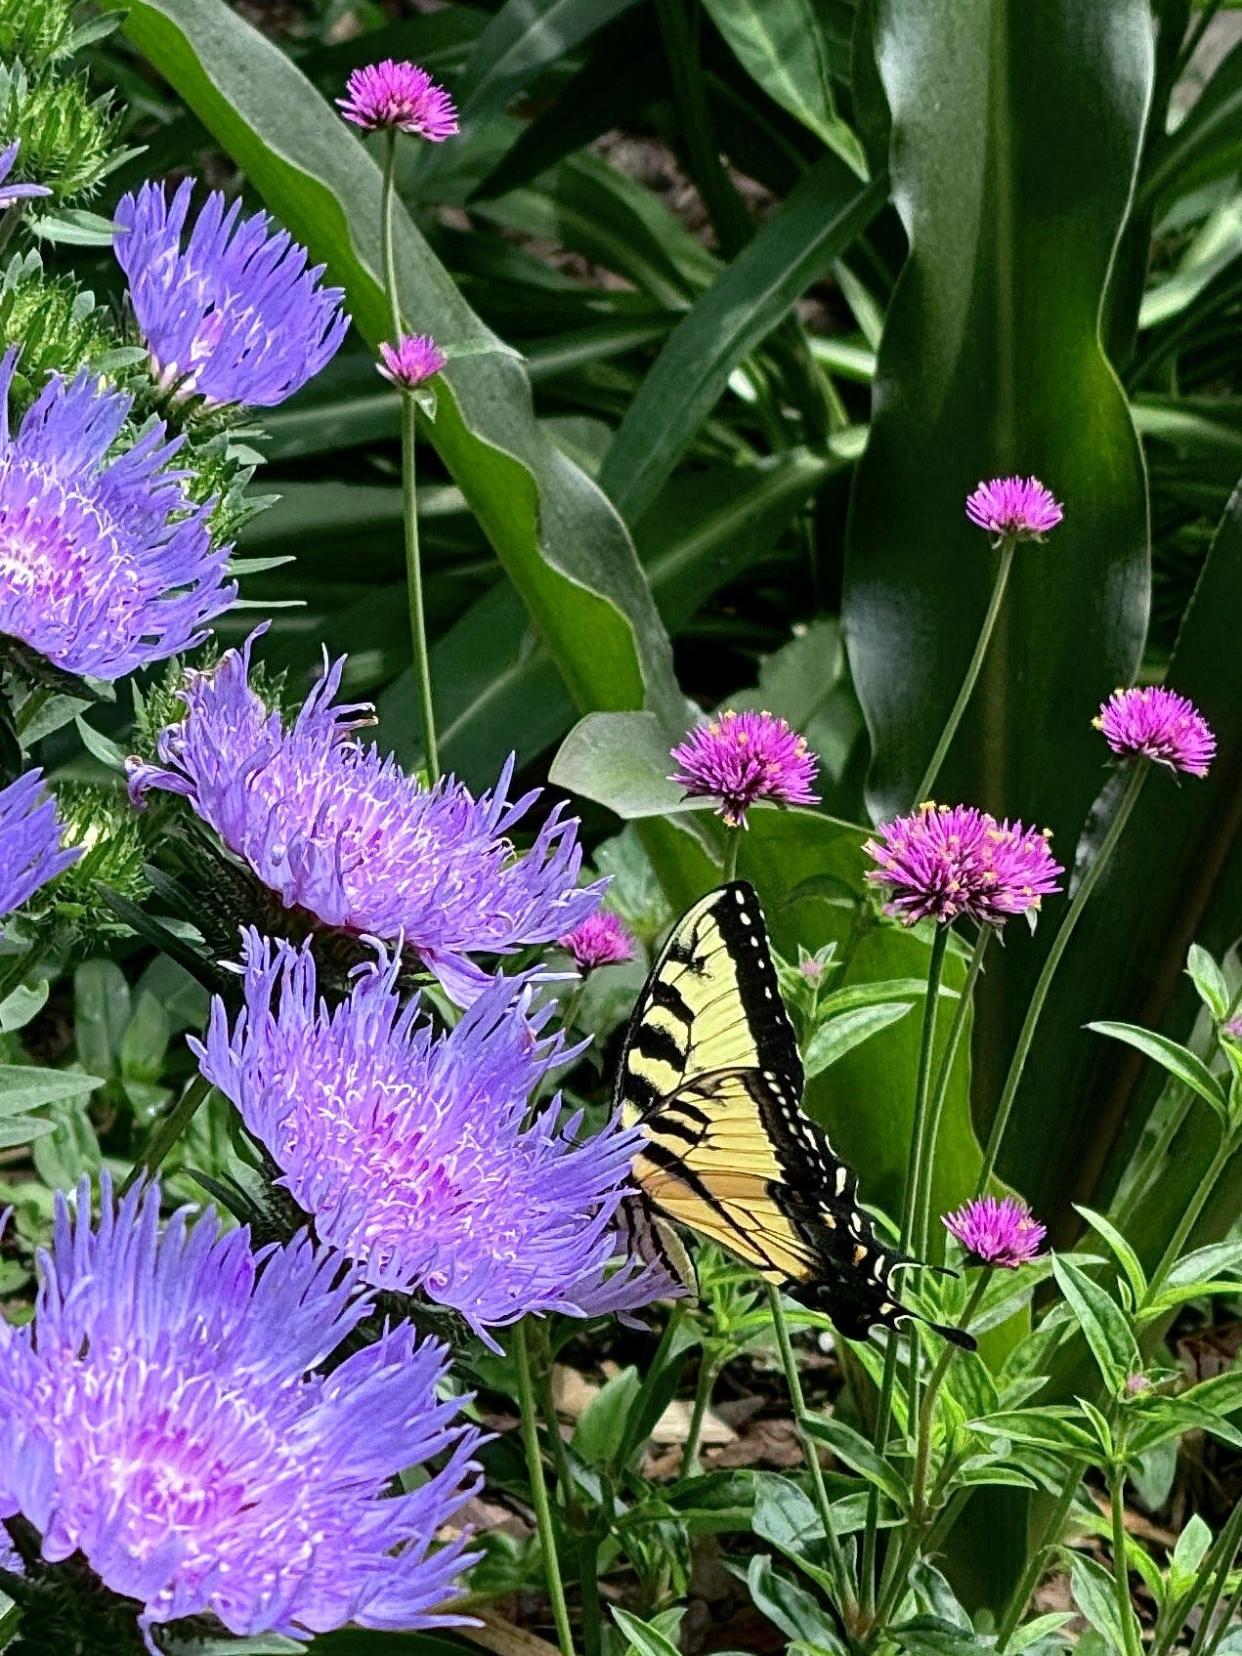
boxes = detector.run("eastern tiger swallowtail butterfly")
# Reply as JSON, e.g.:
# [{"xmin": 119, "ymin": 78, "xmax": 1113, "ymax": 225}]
[{"xmin": 616, "ymin": 880, "xmax": 973, "ymax": 1350}]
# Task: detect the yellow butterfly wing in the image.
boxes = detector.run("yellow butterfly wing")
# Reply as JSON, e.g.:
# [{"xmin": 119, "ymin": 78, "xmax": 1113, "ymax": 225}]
[{"xmin": 617, "ymin": 882, "xmax": 972, "ymax": 1348}]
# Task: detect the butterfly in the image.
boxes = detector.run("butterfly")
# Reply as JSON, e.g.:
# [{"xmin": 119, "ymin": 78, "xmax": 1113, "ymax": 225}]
[{"xmin": 616, "ymin": 880, "xmax": 973, "ymax": 1349}]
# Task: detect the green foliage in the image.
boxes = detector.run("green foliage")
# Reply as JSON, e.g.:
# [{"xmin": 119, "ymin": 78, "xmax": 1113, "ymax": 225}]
[{"xmin": 0, "ymin": 60, "xmax": 124, "ymax": 203}]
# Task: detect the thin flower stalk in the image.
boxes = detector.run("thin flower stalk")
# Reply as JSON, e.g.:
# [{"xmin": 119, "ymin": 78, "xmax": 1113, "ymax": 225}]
[
  {"xmin": 909, "ymin": 1269, "xmax": 992, "ymax": 1522},
  {"xmin": 1109, "ymin": 1461, "xmax": 1144, "ymax": 1656},
  {"xmin": 381, "ymin": 128, "xmax": 439, "ymax": 780},
  {"xmin": 1143, "ymin": 1121, "xmax": 1241, "ymax": 1319},
  {"xmin": 996, "ymin": 1459, "xmax": 1083, "ymax": 1651},
  {"xmin": 120, "ymin": 1072, "xmax": 213, "ymax": 1195},
  {"xmin": 976, "ymin": 758, "xmax": 1150, "ymax": 1193},
  {"xmin": 514, "ymin": 1319, "xmax": 577, "ymax": 1656}
]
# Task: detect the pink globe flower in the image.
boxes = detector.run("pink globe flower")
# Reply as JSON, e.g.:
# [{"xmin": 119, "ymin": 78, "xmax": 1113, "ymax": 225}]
[
  {"xmin": 943, "ymin": 1196, "xmax": 1046, "ymax": 1269},
  {"xmin": 560, "ymin": 911, "xmax": 635, "ymax": 973},
  {"xmin": 378, "ymin": 334, "xmax": 446, "ymax": 390},
  {"xmin": 965, "ymin": 475, "xmax": 1063, "ymax": 541},
  {"xmin": 338, "ymin": 61, "xmax": 459, "ymax": 139},
  {"xmin": 864, "ymin": 803, "xmax": 1063, "ymax": 928},
  {"xmin": 1093, "ymin": 686, "xmax": 1216, "ymax": 778},
  {"xmin": 670, "ymin": 709, "xmax": 820, "ymax": 829}
]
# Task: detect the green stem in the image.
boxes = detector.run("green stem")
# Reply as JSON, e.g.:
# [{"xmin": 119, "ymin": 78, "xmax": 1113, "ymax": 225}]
[
  {"xmin": 578, "ymin": 1534, "xmax": 603, "ymax": 1656},
  {"xmin": 121, "ymin": 1071, "xmax": 213, "ymax": 1195},
  {"xmin": 514, "ymin": 1319, "xmax": 577, "ymax": 1656},
  {"xmin": 996, "ymin": 1460, "xmax": 1083, "ymax": 1651},
  {"xmin": 915, "ymin": 928, "xmax": 991, "ymax": 1258},
  {"xmin": 400, "ymin": 395, "xmax": 440, "ymax": 781},
  {"xmin": 1109, "ymin": 1462, "xmax": 1143, "ymax": 1656},
  {"xmin": 721, "ymin": 829, "xmax": 741, "ymax": 885},
  {"xmin": 912, "ymin": 541, "xmax": 1016, "ymax": 807},
  {"xmin": 532, "ymin": 1332, "xmax": 580, "ymax": 1523},
  {"xmin": 1167, "ymin": 1491, "xmax": 1242, "ymax": 1656},
  {"xmin": 1144, "ymin": 1123, "xmax": 1239, "ymax": 1310},
  {"xmin": 909, "ymin": 1270, "xmax": 992, "ymax": 1522},
  {"xmin": 679, "ymin": 1352, "xmax": 720, "ymax": 1479},
  {"xmin": 977, "ymin": 759, "xmax": 1151, "ymax": 1194},
  {"xmin": 0, "ymin": 948, "xmax": 38, "ymax": 1006},
  {"xmin": 620, "ymin": 1300, "xmax": 688, "ymax": 1467},
  {"xmin": 862, "ymin": 925, "xmax": 949, "ymax": 1611},
  {"xmin": 1202, "ymin": 1574, "xmax": 1242, "ymax": 1656},
  {"xmin": 767, "ymin": 1286, "xmax": 859, "ymax": 1640}
]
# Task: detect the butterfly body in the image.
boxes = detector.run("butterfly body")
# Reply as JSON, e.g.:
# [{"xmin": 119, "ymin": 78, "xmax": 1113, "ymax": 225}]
[{"xmin": 617, "ymin": 881, "xmax": 973, "ymax": 1350}]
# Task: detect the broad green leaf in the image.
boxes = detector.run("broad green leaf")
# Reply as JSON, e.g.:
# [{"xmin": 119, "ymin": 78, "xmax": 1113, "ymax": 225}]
[
  {"xmin": 550, "ymin": 710, "xmax": 705, "ymax": 819},
  {"xmin": 0, "ymin": 1066, "xmax": 105, "ymax": 1114},
  {"xmin": 1071, "ymin": 1554, "xmax": 1130, "ymax": 1652},
  {"xmin": 571, "ymin": 1364, "xmax": 640, "ymax": 1467},
  {"xmin": 803, "ymin": 1001, "xmax": 914, "ymax": 1078},
  {"xmin": 700, "ymin": 0, "xmax": 867, "ymax": 174},
  {"xmin": 611, "ymin": 1609, "xmax": 682, "ymax": 1656},
  {"xmin": 969, "ymin": 1407, "xmax": 1095, "ymax": 1456},
  {"xmin": 73, "ymin": 960, "xmax": 129, "ymax": 1080},
  {"xmin": 1086, "ymin": 1021, "xmax": 1227, "ymax": 1115},
  {"xmin": 801, "ymin": 1413, "xmax": 908, "ymax": 1507},
  {"xmin": 0, "ymin": 981, "xmax": 48, "ymax": 1034},
  {"xmin": 745, "ymin": 1555, "xmax": 849, "ymax": 1651},
  {"xmin": 601, "ymin": 156, "xmax": 885, "ymax": 522},
  {"xmin": 105, "ymin": 0, "xmax": 685, "ymax": 752},
  {"xmin": 815, "ymin": 979, "xmax": 960, "ymax": 1019},
  {"xmin": 1051, "ymin": 1255, "xmax": 1140, "ymax": 1390},
  {"xmin": 1072, "ymin": 1205, "xmax": 1148, "ymax": 1305}
]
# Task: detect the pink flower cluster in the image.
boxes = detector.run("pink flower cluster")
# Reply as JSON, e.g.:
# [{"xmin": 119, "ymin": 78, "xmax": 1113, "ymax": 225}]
[
  {"xmin": 670, "ymin": 709, "xmax": 820, "ymax": 829},
  {"xmin": 965, "ymin": 475, "xmax": 1063, "ymax": 541},
  {"xmin": 1095, "ymin": 686, "xmax": 1217, "ymax": 778},
  {"xmin": 944, "ymin": 1195, "xmax": 1046, "ymax": 1269},
  {"xmin": 560, "ymin": 911, "xmax": 635, "ymax": 973},
  {"xmin": 864, "ymin": 803, "xmax": 1063, "ymax": 929},
  {"xmin": 379, "ymin": 334, "xmax": 446, "ymax": 390},
  {"xmin": 338, "ymin": 60, "xmax": 458, "ymax": 139}
]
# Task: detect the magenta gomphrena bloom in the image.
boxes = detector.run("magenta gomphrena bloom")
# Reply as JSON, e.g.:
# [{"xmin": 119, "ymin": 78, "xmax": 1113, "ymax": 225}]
[
  {"xmin": 670, "ymin": 708, "xmax": 820, "ymax": 829},
  {"xmin": 0, "ymin": 140, "xmax": 51, "ymax": 210},
  {"xmin": 0, "ymin": 1178, "xmax": 480, "ymax": 1653},
  {"xmin": 338, "ymin": 60, "xmax": 459, "ymax": 139},
  {"xmin": 965, "ymin": 475, "xmax": 1063, "ymax": 541},
  {"xmin": 196, "ymin": 932, "xmax": 664, "ymax": 1344},
  {"xmin": 0, "ymin": 770, "xmax": 79, "ymax": 925},
  {"xmin": 943, "ymin": 1195, "xmax": 1046, "ymax": 1269},
  {"xmin": 126, "ymin": 632, "xmax": 603, "ymax": 1005},
  {"xmin": 1093, "ymin": 686, "xmax": 1216, "ymax": 778},
  {"xmin": 114, "ymin": 180, "xmax": 349, "ymax": 410},
  {"xmin": 379, "ymin": 333, "xmax": 447, "ymax": 390},
  {"xmin": 560, "ymin": 910, "xmax": 635, "ymax": 973},
  {"xmin": 0, "ymin": 350, "xmax": 233, "ymax": 681},
  {"xmin": 864, "ymin": 802, "xmax": 1064, "ymax": 928}
]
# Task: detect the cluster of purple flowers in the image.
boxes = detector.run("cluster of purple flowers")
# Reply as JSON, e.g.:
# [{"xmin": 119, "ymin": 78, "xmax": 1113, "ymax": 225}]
[{"xmin": 0, "ymin": 770, "xmax": 78, "ymax": 927}]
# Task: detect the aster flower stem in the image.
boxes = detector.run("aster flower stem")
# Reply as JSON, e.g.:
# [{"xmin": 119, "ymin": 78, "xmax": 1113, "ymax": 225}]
[
  {"xmin": 912, "ymin": 539, "xmax": 1016, "ymax": 807},
  {"xmin": 914, "ymin": 929, "xmax": 991, "ymax": 1259},
  {"xmin": 121, "ymin": 1071, "xmax": 212, "ymax": 1194},
  {"xmin": 976, "ymin": 757, "xmax": 1151, "ymax": 1195},
  {"xmin": 766, "ymin": 1286, "xmax": 860, "ymax": 1641},
  {"xmin": 909, "ymin": 1268, "xmax": 992, "ymax": 1522},
  {"xmin": 514, "ymin": 1319, "xmax": 577, "ymax": 1656}
]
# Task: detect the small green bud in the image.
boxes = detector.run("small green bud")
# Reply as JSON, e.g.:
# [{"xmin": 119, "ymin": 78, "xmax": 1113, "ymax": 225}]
[
  {"xmin": 0, "ymin": 0, "xmax": 77, "ymax": 66},
  {"xmin": 0, "ymin": 250, "xmax": 124, "ymax": 394},
  {"xmin": 0, "ymin": 60, "xmax": 124, "ymax": 204}
]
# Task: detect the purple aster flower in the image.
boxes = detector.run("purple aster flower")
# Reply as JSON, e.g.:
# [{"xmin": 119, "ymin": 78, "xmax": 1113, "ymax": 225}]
[
  {"xmin": 560, "ymin": 910, "xmax": 635, "ymax": 973},
  {"xmin": 114, "ymin": 180, "xmax": 349, "ymax": 410},
  {"xmin": 338, "ymin": 60, "xmax": 459, "ymax": 140},
  {"xmin": 1093, "ymin": 686, "xmax": 1216, "ymax": 778},
  {"xmin": 943, "ymin": 1195, "xmax": 1046, "ymax": 1269},
  {"xmin": 0, "ymin": 140, "xmax": 51, "ymax": 210},
  {"xmin": 965, "ymin": 475, "xmax": 1063, "ymax": 541},
  {"xmin": 0, "ymin": 1178, "xmax": 480, "ymax": 1652},
  {"xmin": 0, "ymin": 770, "xmax": 79, "ymax": 925},
  {"xmin": 195, "ymin": 931, "xmax": 664, "ymax": 1344},
  {"xmin": 670, "ymin": 709, "xmax": 821, "ymax": 829},
  {"xmin": 0, "ymin": 349, "xmax": 233, "ymax": 681},
  {"xmin": 126, "ymin": 631, "xmax": 603, "ymax": 1004},
  {"xmin": 864, "ymin": 802, "xmax": 1064, "ymax": 928},
  {"xmin": 379, "ymin": 333, "xmax": 447, "ymax": 390}
]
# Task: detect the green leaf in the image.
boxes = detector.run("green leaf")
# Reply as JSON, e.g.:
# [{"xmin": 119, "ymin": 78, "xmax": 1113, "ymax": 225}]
[
  {"xmin": 1085, "ymin": 1021, "xmax": 1227, "ymax": 1115},
  {"xmin": 73, "ymin": 959, "xmax": 130, "ymax": 1080},
  {"xmin": 803, "ymin": 1001, "xmax": 914, "ymax": 1078},
  {"xmin": 104, "ymin": 0, "xmax": 684, "ymax": 751},
  {"xmin": 1051, "ymin": 1254, "xmax": 1140, "ymax": 1390},
  {"xmin": 0, "ymin": 1066, "xmax": 105, "ymax": 1115},
  {"xmin": 1186, "ymin": 943, "xmax": 1231, "ymax": 1021},
  {"xmin": 1072, "ymin": 1205, "xmax": 1148, "ymax": 1305},
  {"xmin": 1071, "ymin": 1554, "xmax": 1129, "ymax": 1652},
  {"xmin": 969, "ymin": 1407, "xmax": 1095, "ymax": 1456},
  {"xmin": 0, "ymin": 981, "xmax": 48, "ymax": 1035},
  {"xmin": 744, "ymin": 1555, "xmax": 849, "ymax": 1652},
  {"xmin": 571, "ymin": 1365, "xmax": 641, "ymax": 1467},
  {"xmin": 700, "ymin": 0, "xmax": 867, "ymax": 174},
  {"xmin": 801, "ymin": 1413, "xmax": 909, "ymax": 1507},
  {"xmin": 1140, "ymin": 39, "xmax": 1242, "ymax": 206},
  {"xmin": 601, "ymin": 156, "xmax": 886, "ymax": 522},
  {"xmin": 611, "ymin": 1607, "xmax": 683, "ymax": 1656},
  {"xmin": 550, "ymin": 710, "xmax": 705, "ymax": 820}
]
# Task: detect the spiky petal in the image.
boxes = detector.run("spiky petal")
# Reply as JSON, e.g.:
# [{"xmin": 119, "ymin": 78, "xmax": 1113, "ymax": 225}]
[
  {"xmin": 560, "ymin": 911, "xmax": 635, "ymax": 973},
  {"xmin": 0, "ymin": 1178, "xmax": 480, "ymax": 1652},
  {"xmin": 1093, "ymin": 686, "xmax": 1216, "ymax": 778},
  {"xmin": 0, "ymin": 140, "xmax": 51, "ymax": 209},
  {"xmin": 338, "ymin": 60, "xmax": 459, "ymax": 139},
  {"xmin": 964, "ymin": 475, "xmax": 1063, "ymax": 541},
  {"xmin": 126, "ymin": 631, "xmax": 604, "ymax": 1004},
  {"xmin": 114, "ymin": 180, "xmax": 349, "ymax": 410},
  {"xmin": 0, "ymin": 770, "xmax": 79, "ymax": 924},
  {"xmin": 378, "ymin": 334, "xmax": 446, "ymax": 390},
  {"xmin": 943, "ymin": 1195, "xmax": 1046, "ymax": 1268},
  {"xmin": 195, "ymin": 932, "xmax": 665, "ymax": 1343},
  {"xmin": 670, "ymin": 709, "xmax": 820, "ymax": 828},
  {"xmin": 864, "ymin": 802, "xmax": 1064, "ymax": 928},
  {"xmin": 0, "ymin": 348, "xmax": 233, "ymax": 680}
]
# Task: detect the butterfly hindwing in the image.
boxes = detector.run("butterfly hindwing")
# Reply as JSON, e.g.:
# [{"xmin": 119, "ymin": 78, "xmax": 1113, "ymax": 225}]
[{"xmin": 618, "ymin": 882, "xmax": 973, "ymax": 1350}]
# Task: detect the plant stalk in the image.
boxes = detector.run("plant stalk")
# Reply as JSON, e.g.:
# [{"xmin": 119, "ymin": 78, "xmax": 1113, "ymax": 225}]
[
  {"xmin": 679, "ymin": 1352, "xmax": 720, "ymax": 1479},
  {"xmin": 912, "ymin": 540, "xmax": 1016, "ymax": 806},
  {"xmin": 1169, "ymin": 1489, "xmax": 1242, "ymax": 1656},
  {"xmin": 121, "ymin": 1071, "xmax": 213, "ymax": 1195},
  {"xmin": 915, "ymin": 927, "xmax": 990, "ymax": 1258},
  {"xmin": 766, "ymin": 1285, "xmax": 859, "ymax": 1640},
  {"xmin": 976, "ymin": 758, "xmax": 1151, "ymax": 1194},
  {"xmin": 909, "ymin": 1269, "xmax": 991, "ymax": 1522},
  {"xmin": 1109, "ymin": 1462, "xmax": 1144, "ymax": 1656},
  {"xmin": 996, "ymin": 1459, "xmax": 1083, "ymax": 1651},
  {"xmin": 1143, "ymin": 1123, "xmax": 1240, "ymax": 1312},
  {"xmin": 721, "ymin": 829, "xmax": 741, "ymax": 885},
  {"xmin": 514, "ymin": 1319, "xmax": 577, "ymax": 1656}
]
